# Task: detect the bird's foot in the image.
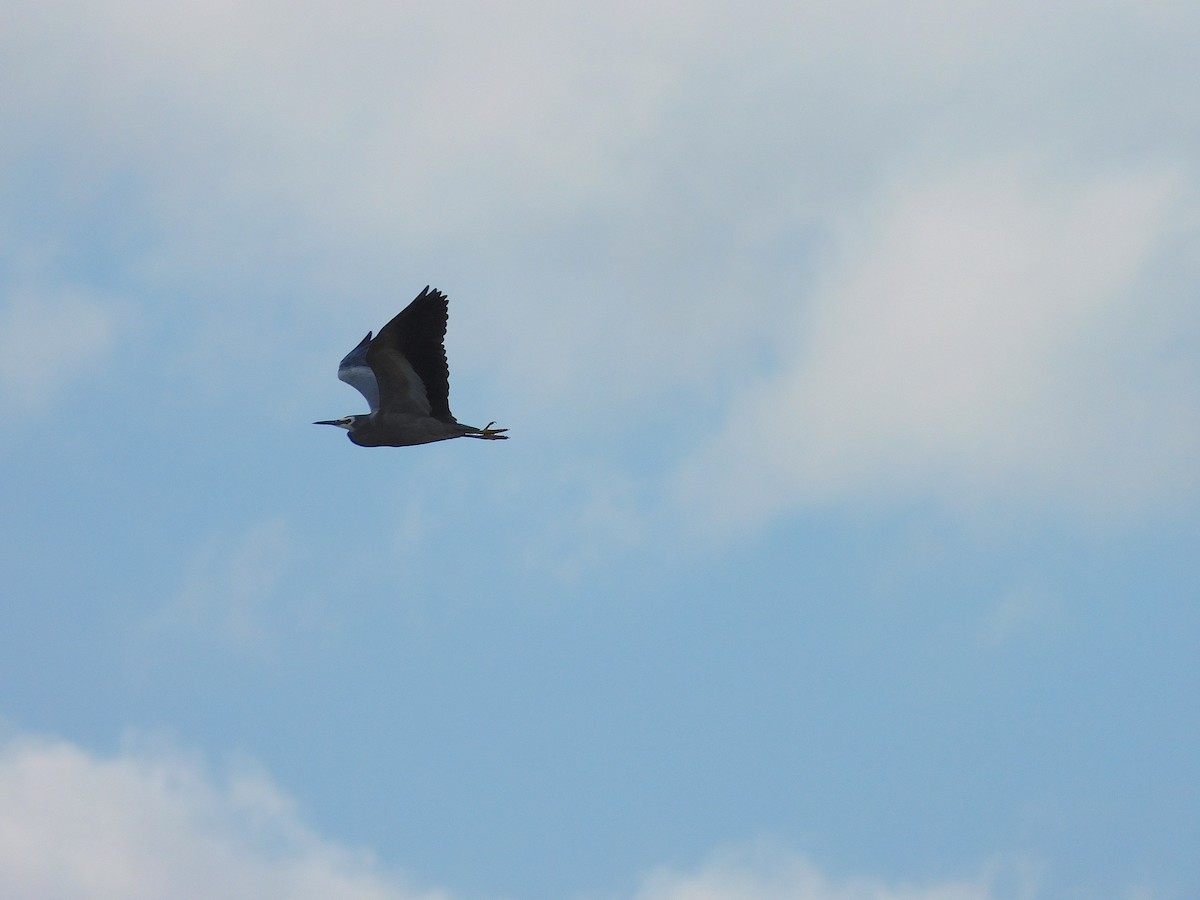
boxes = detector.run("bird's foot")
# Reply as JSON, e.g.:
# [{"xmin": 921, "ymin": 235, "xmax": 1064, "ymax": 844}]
[{"xmin": 478, "ymin": 421, "xmax": 509, "ymax": 440}]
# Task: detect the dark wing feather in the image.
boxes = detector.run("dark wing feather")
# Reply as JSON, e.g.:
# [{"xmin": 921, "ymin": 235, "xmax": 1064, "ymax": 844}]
[{"xmin": 366, "ymin": 286, "xmax": 455, "ymax": 422}]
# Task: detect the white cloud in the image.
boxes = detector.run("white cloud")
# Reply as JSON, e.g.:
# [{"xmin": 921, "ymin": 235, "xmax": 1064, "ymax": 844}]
[
  {"xmin": 0, "ymin": 733, "xmax": 447, "ymax": 900},
  {"xmin": 674, "ymin": 158, "xmax": 1200, "ymax": 532},
  {"xmin": 0, "ymin": 733, "xmax": 1041, "ymax": 900},
  {"xmin": 631, "ymin": 845, "xmax": 1003, "ymax": 900},
  {"xmin": 0, "ymin": 0, "xmax": 685, "ymax": 251}
]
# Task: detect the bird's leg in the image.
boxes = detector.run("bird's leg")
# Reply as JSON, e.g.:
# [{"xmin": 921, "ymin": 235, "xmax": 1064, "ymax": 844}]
[{"xmin": 478, "ymin": 421, "xmax": 509, "ymax": 440}]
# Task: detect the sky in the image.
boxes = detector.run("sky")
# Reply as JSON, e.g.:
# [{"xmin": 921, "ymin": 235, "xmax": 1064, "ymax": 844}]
[{"xmin": 1, "ymin": 1, "xmax": 1198, "ymax": 898}]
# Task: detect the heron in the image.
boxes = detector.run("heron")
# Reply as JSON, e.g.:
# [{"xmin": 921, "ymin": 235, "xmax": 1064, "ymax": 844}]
[{"xmin": 315, "ymin": 286, "xmax": 508, "ymax": 447}]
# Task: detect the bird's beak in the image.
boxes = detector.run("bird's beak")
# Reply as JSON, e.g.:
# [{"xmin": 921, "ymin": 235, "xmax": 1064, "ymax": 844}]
[{"xmin": 313, "ymin": 419, "xmax": 346, "ymax": 428}]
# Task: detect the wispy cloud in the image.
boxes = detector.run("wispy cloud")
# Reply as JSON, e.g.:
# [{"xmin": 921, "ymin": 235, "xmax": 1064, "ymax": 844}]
[
  {"xmin": 631, "ymin": 843, "xmax": 1006, "ymax": 900},
  {"xmin": 983, "ymin": 585, "xmax": 1064, "ymax": 646},
  {"xmin": 516, "ymin": 462, "xmax": 649, "ymax": 583},
  {"xmin": 144, "ymin": 518, "xmax": 293, "ymax": 651},
  {"xmin": 0, "ymin": 287, "xmax": 115, "ymax": 416},
  {"xmin": 673, "ymin": 158, "xmax": 1200, "ymax": 533}
]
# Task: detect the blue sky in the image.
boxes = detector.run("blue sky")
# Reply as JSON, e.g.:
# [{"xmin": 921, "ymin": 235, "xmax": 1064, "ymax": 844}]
[{"xmin": 1, "ymin": 1, "xmax": 1197, "ymax": 898}]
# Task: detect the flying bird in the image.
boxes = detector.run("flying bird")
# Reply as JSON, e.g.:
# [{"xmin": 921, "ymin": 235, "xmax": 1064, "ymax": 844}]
[{"xmin": 315, "ymin": 286, "xmax": 508, "ymax": 447}]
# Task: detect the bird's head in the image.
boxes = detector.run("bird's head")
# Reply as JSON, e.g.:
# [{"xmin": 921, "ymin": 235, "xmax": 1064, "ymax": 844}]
[{"xmin": 313, "ymin": 415, "xmax": 366, "ymax": 433}]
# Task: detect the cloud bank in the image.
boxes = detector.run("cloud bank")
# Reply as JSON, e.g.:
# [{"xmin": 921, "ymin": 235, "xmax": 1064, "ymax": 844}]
[
  {"xmin": 0, "ymin": 733, "xmax": 1018, "ymax": 900},
  {"xmin": 2, "ymin": 0, "xmax": 1197, "ymax": 535},
  {"xmin": 675, "ymin": 158, "xmax": 1200, "ymax": 531}
]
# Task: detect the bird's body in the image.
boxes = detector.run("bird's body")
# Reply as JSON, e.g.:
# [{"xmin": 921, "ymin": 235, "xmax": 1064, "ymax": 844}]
[
  {"xmin": 336, "ymin": 412, "xmax": 500, "ymax": 447},
  {"xmin": 315, "ymin": 286, "xmax": 507, "ymax": 447}
]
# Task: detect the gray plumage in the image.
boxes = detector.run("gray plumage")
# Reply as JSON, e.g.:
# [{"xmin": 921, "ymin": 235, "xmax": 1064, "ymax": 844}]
[{"xmin": 315, "ymin": 286, "xmax": 508, "ymax": 447}]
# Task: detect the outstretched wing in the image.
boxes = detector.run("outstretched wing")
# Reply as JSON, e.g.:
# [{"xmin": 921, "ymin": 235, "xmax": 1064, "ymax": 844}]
[
  {"xmin": 366, "ymin": 286, "xmax": 455, "ymax": 422},
  {"xmin": 337, "ymin": 332, "xmax": 381, "ymax": 412}
]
